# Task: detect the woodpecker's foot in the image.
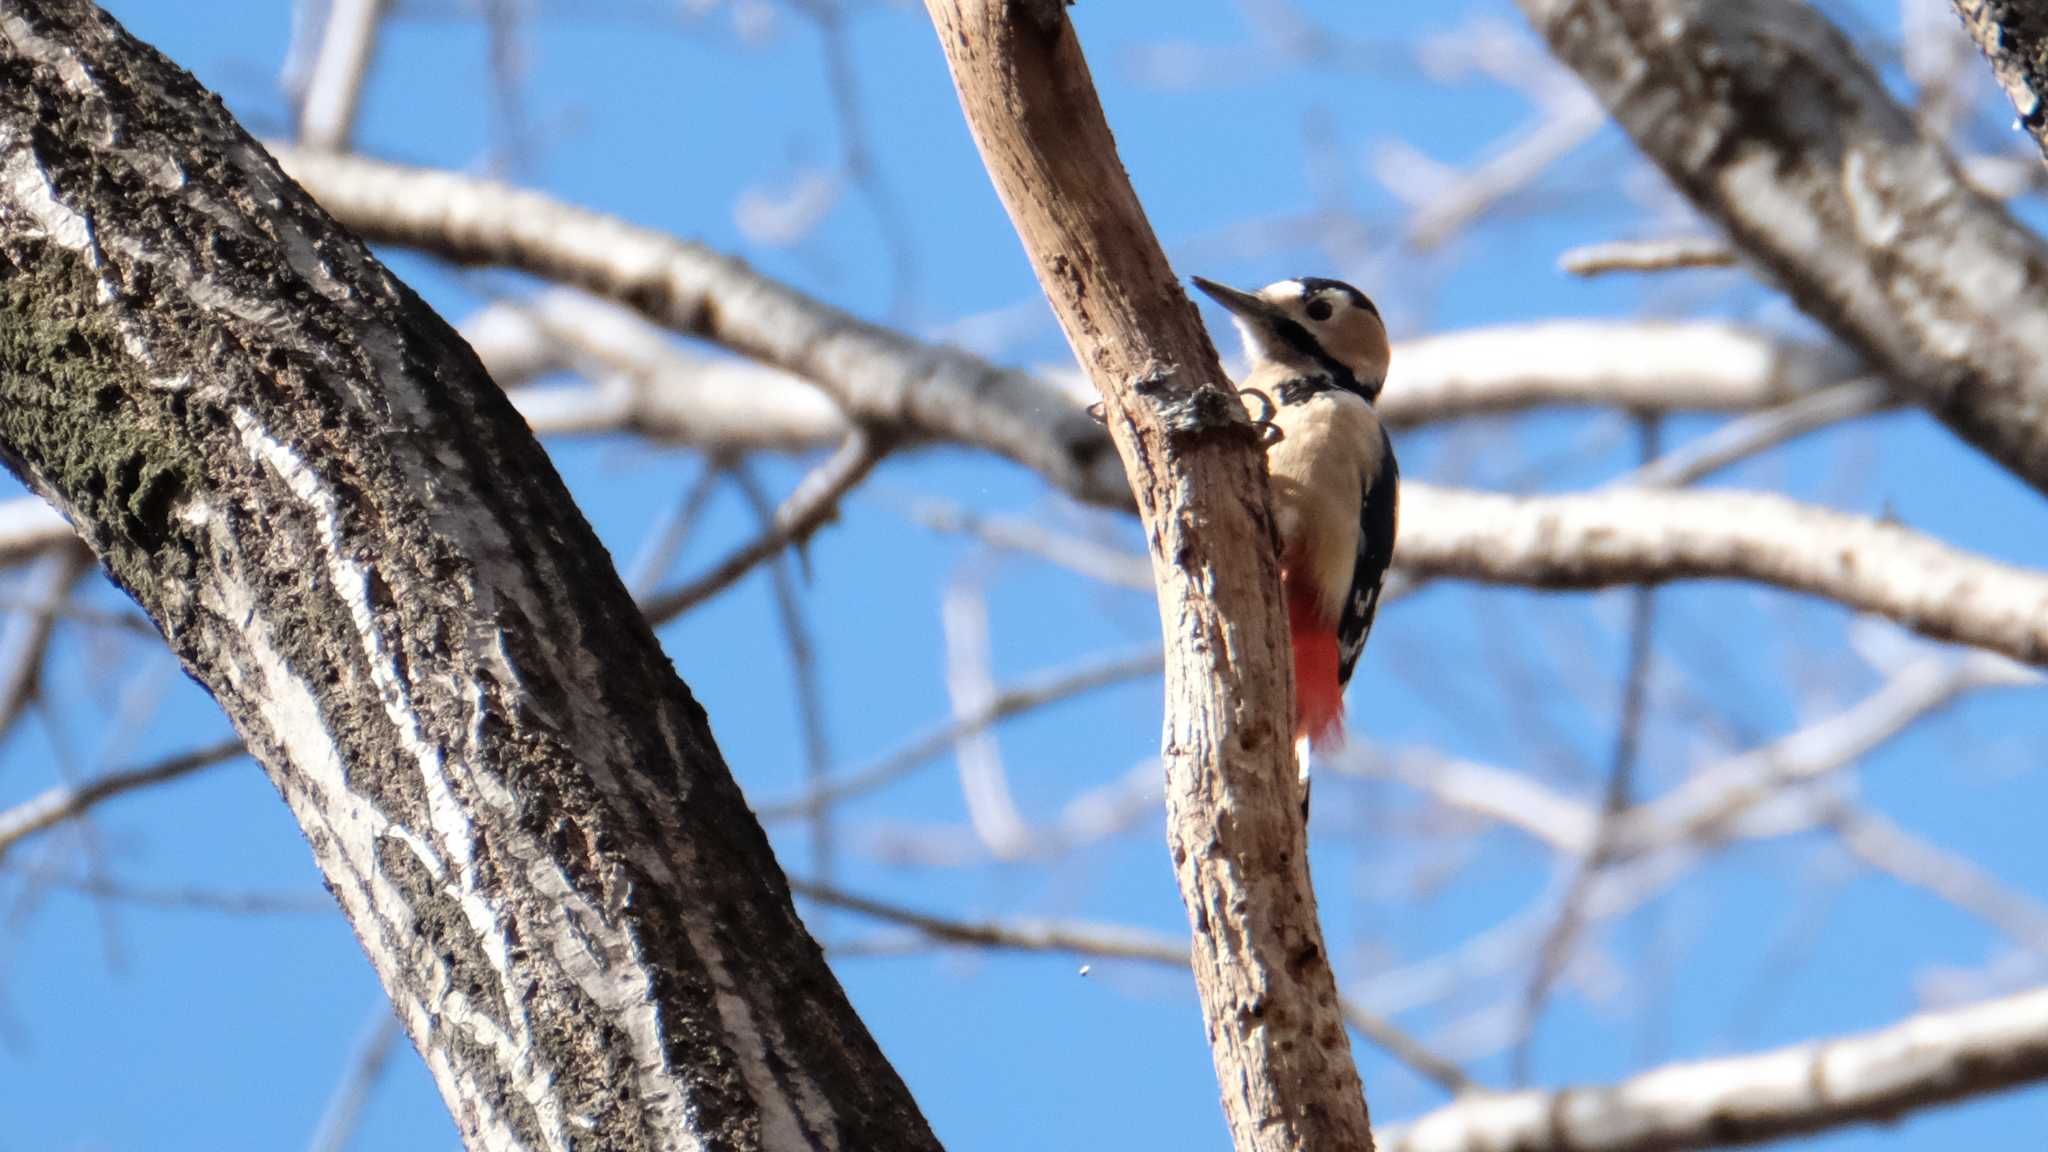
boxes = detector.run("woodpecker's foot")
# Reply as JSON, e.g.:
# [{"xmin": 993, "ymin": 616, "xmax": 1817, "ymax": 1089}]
[
  {"xmin": 1086, "ymin": 400, "xmax": 1108, "ymax": 425},
  {"xmin": 1237, "ymin": 388, "xmax": 1284, "ymax": 446}
]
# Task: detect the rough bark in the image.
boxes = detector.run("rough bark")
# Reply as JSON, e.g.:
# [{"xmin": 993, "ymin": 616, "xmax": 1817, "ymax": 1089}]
[
  {"xmin": 1951, "ymin": 1, "xmax": 2048, "ymax": 169},
  {"xmin": 920, "ymin": 4, "xmax": 1374, "ymax": 1151},
  {"xmin": 0, "ymin": 5, "xmax": 939, "ymax": 1151},
  {"xmin": 1518, "ymin": 0, "xmax": 2048, "ymax": 496}
]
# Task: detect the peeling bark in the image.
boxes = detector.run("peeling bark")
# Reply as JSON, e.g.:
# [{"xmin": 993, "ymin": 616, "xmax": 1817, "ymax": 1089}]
[
  {"xmin": 1519, "ymin": 0, "xmax": 2048, "ymax": 496},
  {"xmin": 0, "ymin": 4, "xmax": 939, "ymax": 1150}
]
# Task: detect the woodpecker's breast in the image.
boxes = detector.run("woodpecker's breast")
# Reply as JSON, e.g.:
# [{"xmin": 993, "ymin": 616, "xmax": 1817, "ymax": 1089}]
[{"xmin": 1262, "ymin": 380, "xmax": 1387, "ymax": 626}]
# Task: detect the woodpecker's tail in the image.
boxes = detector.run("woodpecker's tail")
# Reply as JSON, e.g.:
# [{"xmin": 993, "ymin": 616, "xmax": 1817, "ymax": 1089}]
[{"xmin": 1288, "ymin": 584, "xmax": 1346, "ymax": 751}]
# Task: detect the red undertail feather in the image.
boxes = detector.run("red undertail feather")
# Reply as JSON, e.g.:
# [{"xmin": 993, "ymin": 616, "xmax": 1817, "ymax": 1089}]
[{"xmin": 1287, "ymin": 581, "xmax": 1345, "ymax": 751}]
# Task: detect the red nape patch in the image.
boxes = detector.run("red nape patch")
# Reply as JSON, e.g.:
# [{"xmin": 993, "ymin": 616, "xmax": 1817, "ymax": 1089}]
[{"xmin": 1288, "ymin": 585, "xmax": 1345, "ymax": 750}]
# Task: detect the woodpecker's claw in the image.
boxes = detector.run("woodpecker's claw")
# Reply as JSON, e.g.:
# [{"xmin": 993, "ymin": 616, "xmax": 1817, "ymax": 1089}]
[
  {"xmin": 1086, "ymin": 400, "xmax": 1108, "ymax": 425},
  {"xmin": 1237, "ymin": 388, "xmax": 1284, "ymax": 446}
]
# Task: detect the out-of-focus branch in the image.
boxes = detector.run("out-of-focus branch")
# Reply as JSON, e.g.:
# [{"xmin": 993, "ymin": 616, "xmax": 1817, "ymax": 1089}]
[
  {"xmin": 271, "ymin": 144, "xmax": 1131, "ymax": 508},
  {"xmin": 1511, "ymin": 420, "xmax": 1664, "ymax": 1084},
  {"xmin": 306, "ymin": 1008, "xmax": 404, "ymax": 1152},
  {"xmin": 465, "ymin": 291, "xmax": 854, "ymax": 451},
  {"xmin": 0, "ymin": 546, "xmax": 93, "ymax": 738},
  {"xmin": 0, "ymin": 739, "xmax": 244, "ymax": 865},
  {"xmin": 1381, "ymin": 985, "xmax": 2048, "ymax": 1152},
  {"xmin": 0, "ymin": 498, "xmax": 75, "ymax": 565},
  {"xmin": 919, "ymin": 3, "xmax": 1370, "ymax": 1148},
  {"xmin": 272, "ymin": 146, "xmax": 1868, "ymax": 501},
  {"xmin": 295, "ymin": 0, "xmax": 387, "ymax": 151},
  {"xmin": 1620, "ymin": 649, "xmax": 2034, "ymax": 856},
  {"xmin": 755, "ymin": 647, "xmax": 1163, "ymax": 820},
  {"xmin": 1518, "ymin": 0, "xmax": 2048, "ymax": 496},
  {"xmin": 1622, "ymin": 380, "xmax": 1891, "ymax": 489},
  {"xmin": 1557, "ymin": 238, "xmax": 1737, "ymax": 277},
  {"xmin": 1379, "ymin": 322, "xmax": 1860, "ymax": 427},
  {"xmin": 642, "ymin": 431, "xmax": 889, "ymax": 624},
  {"xmin": 1397, "ymin": 484, "xmax": 2048, "ymax": 665},
  {"xmin": 1830, "ymin": 802, "xmax": 2048, "ymax": 957},
  {"xmin": 1949, "ymin": 2, "xmax": 2048, "ymax": 169},
  {"xmin": 941, "ymin": 571, "xmax": 1033, "ymax": 859},
  {"xmin": 793, "ymin": 880, "xmax": 1474, "ymax": 1097}
]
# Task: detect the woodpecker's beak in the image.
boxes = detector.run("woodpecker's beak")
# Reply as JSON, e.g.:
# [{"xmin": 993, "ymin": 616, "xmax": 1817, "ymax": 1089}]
[{"xmin": 1191, "ymin": 276, "xmax": 1280, "ymax": 323}]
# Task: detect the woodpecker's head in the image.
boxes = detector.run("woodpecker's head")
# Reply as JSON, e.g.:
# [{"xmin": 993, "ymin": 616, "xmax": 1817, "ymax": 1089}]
[{"xmin": 1192, "ymin": 275, "xmax": 1389, "ymax": 402}]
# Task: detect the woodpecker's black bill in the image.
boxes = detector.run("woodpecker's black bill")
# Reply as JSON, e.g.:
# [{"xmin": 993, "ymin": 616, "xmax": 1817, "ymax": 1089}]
[{"xmin": 1191, "ymin": 276, "xmax": 1280, "ymax": 323}]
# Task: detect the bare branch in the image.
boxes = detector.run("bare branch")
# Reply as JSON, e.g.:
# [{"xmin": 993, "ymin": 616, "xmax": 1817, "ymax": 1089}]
[
  {"xmin": 466, "ymin": 292, "xmax": 854, "ymax": 452},
  {"xmin": 1378, "ymin": 323, "xmax": 1859, "ymax": 428},
  {"xmin": 642, "ymin": 431, "xmax": 889, "ymax": 623},
  {"xmin": 1381, "ymin": 985, "xmax": 2048, "ymax": 1152},
  {"xmin": 1397, "ymin": 484, "xmax": 2048, "ymax": 665},
  {"xmin": 306, "ymin": 1008, "xmax": 404, "ymax": 1152},
  {"xmin": 1830, "ymin": 802, "xmax": 2048, "ymax": 957},
  {"xmin": 1518, "ymin": 0, "xmax": 2048, "ymax": 495},
  {"xmin": 272, "ymin": 146, "xmax": 1869, "ymax": 497},
  {"xmin": 0, "ymin": 546, "xmax": 92, "ymax": 738},
  {"xmin": 1622, "ymin": 380, "xmax": 1892, "ymax": 489},
  {"xmin": 906, "ymin": 501, "xmax": 1153, "ymax": 589},
  {"xmin": 919, "ymin": 3, "xmax": 1371, "ymax": 1147},
  {"xmin": 1557, "ymin": 238, "xmax": 1737, "ymax": 277},
  {"xmin": 940, "ymin": 571, "xmax": 1031, "ymax": 857},
  {"xmin": 1512, "ymin": 420, "xmax": 1664, "ymax": 1084},
  {"xmin": 271, "ymin": 144, "xmax": 1130, "ymax": 508},
  {"xmin": 793, "ymin": 880, "xmax": 1475, "ymax": 1097},
  {"xmin": 727, "ymin": 463, "xmax": 838, "ymax": 894},
  {"xmin": 0, "ymin": 740, "xmax": 244, "ymax": 866},
  {"xmin": 755, "ymin": 648, "xmax": 1162, "ymax": 820},
  {"xmin": 295, "ymin": 0, "xmax": 387, "ymax": 151}
]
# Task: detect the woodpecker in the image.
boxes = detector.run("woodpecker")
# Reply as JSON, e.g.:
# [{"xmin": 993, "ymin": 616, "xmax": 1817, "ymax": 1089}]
[{"xmin": 1192, "ymin": 275, "xmax": 1399, "ymax": 800}]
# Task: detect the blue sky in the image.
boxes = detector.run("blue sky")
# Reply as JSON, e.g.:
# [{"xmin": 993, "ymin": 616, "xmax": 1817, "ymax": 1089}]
[{"xmin": 6, "ymin": 1, "xmax": 2048, "ymax": 1149}]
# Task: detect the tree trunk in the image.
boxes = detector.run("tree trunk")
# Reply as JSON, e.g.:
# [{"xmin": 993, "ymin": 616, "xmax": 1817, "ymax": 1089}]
[{"xmin": 0, "ymin": 4, "xmax": 939, "ymax": 1150}]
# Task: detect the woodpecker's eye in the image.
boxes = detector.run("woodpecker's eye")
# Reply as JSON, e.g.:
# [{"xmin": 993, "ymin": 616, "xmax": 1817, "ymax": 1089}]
[{"xmin": 1305, "ymin": 299, "xmax": 1334, "ymax": 322}]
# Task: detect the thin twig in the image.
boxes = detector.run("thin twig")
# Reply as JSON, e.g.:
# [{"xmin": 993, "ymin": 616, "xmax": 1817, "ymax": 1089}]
[
  {"xmin": 1, "ymin": 866, "xmax": 329, "ymax": 916},
  {"xmin": 0, "ymin": 547, "xmax": 93, "ymax": 739},
  {"xmin": 754, "ymin": 647, "xmax": 1162, "ymax": 820},
  {"xmin": 792, "ymin": 879, "xmax": 1476, "ymax": 1096},
  {"xmin": 0, "ymin": 739, "xmax": 246, "ymax": 865},
  {"xmin": 641, "ymin": 431, "xmax": 889, "ymax": 624},
  {"xmin": 729, "ymin": 463, "xmax": 838, "ymax": 902},
  {"xmin": 1624, "ymin": 378, "xmax": 1892, "ymax": 488},
  {"xmin": 306, "ymin": 1006, "xmax": 406, "ymax": 1152},
  {"xmin": 1828, "ymin": 800, "xmax": 2048, "ymax": 957},
  {"xmin": 623, "ymin": 462, "xmax": 724, "ymax": 597},
  {"xmin": 906, "ymin": 500, "xmax": 1151, "ymax": 589},
  {"xmin": 1512, "ymin": 417, "xmax": 1662, "ymax": 1084}
]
